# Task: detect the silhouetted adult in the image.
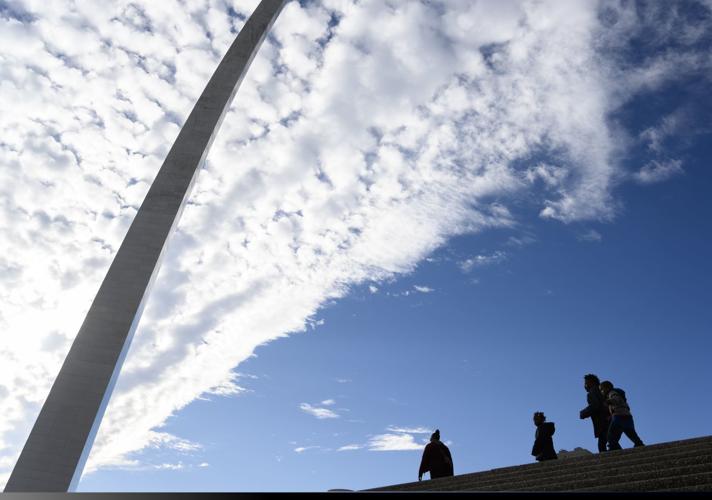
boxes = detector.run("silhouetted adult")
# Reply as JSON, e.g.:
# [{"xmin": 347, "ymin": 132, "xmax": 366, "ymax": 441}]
[
  {"xmin": 600, "ymin": 381, "xmax": 645, "ymax": 450},
  {"xmin": 579, "ymin": 373, "xmax": 610, "ymax": 452},
  {"xmin": 418, "ymin": 429, "xmax": 454, "ymax": 481},
  {"xmin": 531, "ymin": 412, "xmax": 558, "ymax": 461}
]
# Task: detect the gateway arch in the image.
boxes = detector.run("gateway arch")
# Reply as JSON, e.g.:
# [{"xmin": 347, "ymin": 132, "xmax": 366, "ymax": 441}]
[{"xmin": 4, "ymin": 0, "xmax": 287, "ymax": 492}]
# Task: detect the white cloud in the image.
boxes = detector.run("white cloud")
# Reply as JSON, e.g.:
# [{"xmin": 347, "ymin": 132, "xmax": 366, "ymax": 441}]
[
  {"xmin": 337, "ymin": 444, "xmax": 363, "ymax": 452},
  {"xmin": 368, "ymin": 433, "xmax": 424, "ymax": 452},
  {"xmin": 321, "ymin": 399, "xmax": 336, "ymax": 406},
  {"xmin": 299, "ymin": 403, "xmax": 339, "ymax": 420},
  {"xmin": 368, "ymin": 285, "xmax": 379, "ymax": 294},
  {"xmin": 507, "ymin": 235, "xmax": 536, "ymax": 247},
  {"xmin": 204, "ymin": 371, "xmax": 250, "ymax": 398},
  {"xmin": 413, "ymin": 286, "xmax": 434, "ymax": 294},
  {"xmin": 578, "ymin": 229, "xmax": 602, "ymax": 242},
  {"xmin": 293, "ymin": 446, "xmax": 319, "ymax": 454},
  {"xmin": 154, "ymin": 463, "xmax": 185, "ymax": 471},
  {"xmin": 338, "ymin": 425, "xmax": 431, "ymax": 452},
  {"xmin": 526, "ymin": 163, "xmax": 569, "ymax": 188},
  {"xmin": 640, "ymin": 111, "xmax": 686, "ymax": 154},
  {"xmin": 145, "ymin": 433, "xmax": 203, "ymax": 455},
  {"xmin": 0, "ymin": 0, "xmax": 710, "ymax": 485},
  {"xmin": 459, "ymin": 251, "xmax": 508, "ymax": 272},
  {"xmin": 386, "ymin": 426, "xmax": 432, "ymax": 434},
  {"xmin": 634, "ymin": 159, "xmax": 684, "ymax": 184}
]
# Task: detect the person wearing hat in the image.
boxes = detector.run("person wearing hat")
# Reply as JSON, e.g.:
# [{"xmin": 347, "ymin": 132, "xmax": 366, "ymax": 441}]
[
  {"xmin": 531, "ymin": 412, "xmax": 558, "ymax": 461},
  {"xmin": 418, "ymin": 429, "xmax": 454, "ymax": 481}
]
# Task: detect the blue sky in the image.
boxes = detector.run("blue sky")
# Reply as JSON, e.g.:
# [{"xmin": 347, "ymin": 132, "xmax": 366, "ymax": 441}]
[
  {"xmin": 1, "ymin": 0, "xmax": 711, "ymax": 493},
  {"xmin": 78, "ymin": 126, "xmax": 712, "ymax": 491}
]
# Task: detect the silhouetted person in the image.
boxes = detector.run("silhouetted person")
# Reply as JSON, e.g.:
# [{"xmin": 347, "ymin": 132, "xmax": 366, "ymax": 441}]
[
  {"xmin": 600, "ymin": 381, "xmax": 645, "ymax": 450},
  {"xmin": 531, "ymin": 412, "xmax": 558, "ymax": 461},
  {"xmin": 418, "ymin": 429, "xmax": 453, "ymax": 481},
  {"xmin": 579, "ymin": 373, "xmax": 610, "ymax": 452}
]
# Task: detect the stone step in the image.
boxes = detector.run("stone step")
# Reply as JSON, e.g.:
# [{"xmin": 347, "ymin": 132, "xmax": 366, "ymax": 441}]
[
  {"xmin": 369, "ymin": 436, "xmax": 712, "ymax": 492},
  {"xmin": 442, "ymin": 452, "xmax": 712, "ymax": 492},
  {"xmin": 657, "ymin": 477, "xmax": 712, "ymax": 492},
  {"xmin": 579, "ymin": 471, "xmax": 712, "ymax": 492},
  {"xmin": 380, "ymin": 443, "xmax": 712, "ymax": 491},
  {"xmin": 465, "ymin": 435, "xmax": 712, "ymax": 476},
  {"xmin": 442, "ymin": 448, "xmax": 712, "ymax": 491},
  {"xmin": 503, "ymin": 462, "xmax": 712, "ymax": 492}
]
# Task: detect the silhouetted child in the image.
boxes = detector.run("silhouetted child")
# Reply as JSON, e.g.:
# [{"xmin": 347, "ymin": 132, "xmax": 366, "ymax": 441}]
[
  {"xmin": 600, "ymin": 381, "xmax": 645, "ymax": 450},
  {"xmin": 531, "ymin": 412, "xmax": 558, "ymax": 461}
]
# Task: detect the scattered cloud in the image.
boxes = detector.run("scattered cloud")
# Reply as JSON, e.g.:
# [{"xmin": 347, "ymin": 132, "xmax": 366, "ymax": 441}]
[
  {"xmin": 386, "ymin": 426, "xmax": 432, "ymax": 434},
  {"xmin": 526, "ymin": 163, "xmax": 569, "ymax": 188},
  {"xmin": 299, "ymin": 403, "xmax": 339, "ymax": 420},
  {"xmin": 634, "ymin": 159, "xmax": 684, "ymax": 184},
  {"xmin": 294, "ymin": 446, "xmax": 320, "ymax": 454},
  {"xmin": 340, "ymin": 425, "xmax": 431, "ymax": 452},
  {"xmin": 387, "ymin": 285, "xmax": 435, "ymax": 297},
  {"xmin": 577, "ymin": 229, "xmax": 602, "ymax": 242},
  {"xmin": 640, "ymin": 108, "xmax": 688, "ymax": 154},
  {"xmin": 367, "ymin": 433, "xmax": 424, "ymax": 452},
  {"xmin": 154, "ymin": 463, "xmax": 185, "ymax": 471},
  {"xmin": 203, "ymin": 371, "xmax": 250, "ymax": 398},
  {"xmin": 506, "ymin": 235, "xmax": 536, "ymax": 248},
  {"xmin": 306, "ymin": 318, "xmax": 326, "ymax": 330},
  {"xmin": 368, "ymin": 285, "xmax": 379, "ymax": 294},
  {"xmin": 337, "ymin": 444, "xmax": 363, "ymax": 452},
  {"xmin": 459, "ymin": 251, "xmax": 508, "ymax": 272},
  {"xmin": 147, "ymin": 433, "xmax": 202, "ymax": 454},
  {"xmin": 321, "ymin": 399, "xmax": 336, "ymax": 406}
]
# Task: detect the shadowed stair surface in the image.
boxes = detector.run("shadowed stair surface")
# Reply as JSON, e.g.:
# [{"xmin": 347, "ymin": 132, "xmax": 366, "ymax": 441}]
[{"xmin": 368, "ymin": 436, "xmax": 712, "ymax": 492}]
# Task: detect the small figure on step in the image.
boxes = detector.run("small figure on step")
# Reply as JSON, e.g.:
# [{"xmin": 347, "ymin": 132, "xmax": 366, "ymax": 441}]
[
  {"xmin": 531, "ymin": 412, "xmax": 558, "ymax": 461},
  {"xmin": 579, "ymin": 373, "xmax": 610, "ymax": 453},
  {"xmin": 418, "ymin": 429, "xmax": 454, "ymax": 481},
  {"xmin": 600, "ymin": 381, "xmax": 645, "ymax": 450}
]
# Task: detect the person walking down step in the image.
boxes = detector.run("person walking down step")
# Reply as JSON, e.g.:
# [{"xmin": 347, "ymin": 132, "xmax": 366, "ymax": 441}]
[
  {"xmin": 418, "ymin": 429, "xmax": 454, "ymax": 481},
  {"xmin": 579, "ymin": 373, "xmax": 610, "ymax": 453},
  {"xmin": 531, "ymin": 412, "xmax": 558, "ymax": 462},
  {"xmin": 600, "ymin": 380, "xmax": 645, "ymax": 450}
]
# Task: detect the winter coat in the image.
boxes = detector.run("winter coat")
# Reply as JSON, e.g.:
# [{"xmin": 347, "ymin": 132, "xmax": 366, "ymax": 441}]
[
  {"xmin": 419, "ymin": 440, "xmax": 454, "ymax": 479},
  {"xmin": 606, "ymin": 388, "xmax": 632, "ymax": 416},
  {"xmin": 580, "ymin": 387, "xmax": 610, "ymax": 438},
  {"xmin": 531, "ymin": 422, "xmax": 557, "ymax": 461}
]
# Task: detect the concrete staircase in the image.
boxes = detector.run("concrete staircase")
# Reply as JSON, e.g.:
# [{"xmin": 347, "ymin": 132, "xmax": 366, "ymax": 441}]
[{"xmin": 368, "ymin": 436, "xmax": 712, "ymax": 492}]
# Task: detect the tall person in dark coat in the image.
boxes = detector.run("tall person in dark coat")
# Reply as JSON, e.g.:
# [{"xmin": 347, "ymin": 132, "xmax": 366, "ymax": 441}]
[
  {"xmin": 531, "ymin": 412, "xmax": 558, "ymax": 461},
  {"xmin": 418, "ymin": 429, "xmax": 454, "ymax": 481},
  {"xmin": 579, "ymin": 373, "xmax": 610, "ymax": 452}
]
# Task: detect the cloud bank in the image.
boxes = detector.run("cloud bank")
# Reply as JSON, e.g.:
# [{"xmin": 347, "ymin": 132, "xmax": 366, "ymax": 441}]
[{"xmin": 1, "ymin": 0, "xmax": 711, "ymax": 484}]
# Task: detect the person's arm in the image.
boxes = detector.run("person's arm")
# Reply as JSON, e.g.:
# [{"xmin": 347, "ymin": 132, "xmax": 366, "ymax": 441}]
[
  {"xmin": 418, "ymin": 445, "xmax": 430, "ymax": 481},
  {"xmin": 532, "ymin": 430, "xmax": 542, "ymax": 456},
  {"xmin": 607, "ymin": 392, "xmax": 623, "ymax": 413},
  {"xmin": 580, "ymin": 391, "xmax": 600, "ymax": 419},
  {"xmin": 532, "ymin": 441, "xmax": 541, "ymax": 456}
]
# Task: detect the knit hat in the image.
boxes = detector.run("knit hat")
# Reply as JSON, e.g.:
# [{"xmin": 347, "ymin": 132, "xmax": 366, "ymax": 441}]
[{"xmin": 431, "ymin": 429, "xmax": 440, "ymax": 441}]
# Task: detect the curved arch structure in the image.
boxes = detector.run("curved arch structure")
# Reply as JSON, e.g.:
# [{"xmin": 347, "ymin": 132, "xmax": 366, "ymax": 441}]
[{"xmin": 4, "ymin": 0, "xmax": 287, "ymax": 491}]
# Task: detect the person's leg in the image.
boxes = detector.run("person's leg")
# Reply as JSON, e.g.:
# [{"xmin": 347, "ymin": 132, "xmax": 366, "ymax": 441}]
[
  {"xmin": 622, "ymin": 417, "xmax": 645, "ymax": 447},
  {"xmin": 597, "ymin": 434, "xmax": 608, "ymax": 452},
  {"xmin": 607, "ymin": 417, "xmax": 623, "ymax": 451}
]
